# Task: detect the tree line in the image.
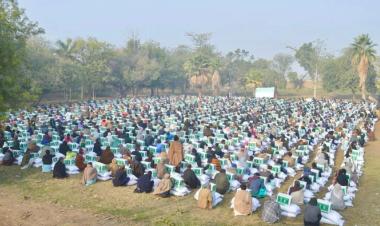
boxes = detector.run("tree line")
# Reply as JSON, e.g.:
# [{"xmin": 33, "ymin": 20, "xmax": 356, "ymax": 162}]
[{"xmin": 0, "ymin": 0, "xmax": 378, "ymax": 113}]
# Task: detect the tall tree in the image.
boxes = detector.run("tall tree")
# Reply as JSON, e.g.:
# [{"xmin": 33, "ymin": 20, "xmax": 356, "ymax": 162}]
[
  {"xmin": 287, "ymin": 72, "xmax": 305, "ymax": 89},
  {"xmin": 350, "ymin": 34, "xmax": 377, "ymax": 100},
  {"xmin": 184, "ymin": 33, "xmax": 220, "ymax": 96},
  {"xmin": 23, "ymin": 38, "xmax": 60, "ymax": 102},
  {"xmin": 56, "ymin": 38, "xmax": 77, "ymax": 60},
  {"xmin": 71, "ymin": 38, "xmax": 113, "ymax": 99},
  {"xmin": 272, "ymin": 53, "xmax": 294, "ymax": 88},
  {"xmin": 55, "ymin": 38, "xmax": 83, "ymax": 100},
  {"xmin": 0, "ymin": 0, "xmax": 43, "ymax": 112},
  {"xmin": 291, "ymin": 41, "xmax": 325, "ymax": 98}
]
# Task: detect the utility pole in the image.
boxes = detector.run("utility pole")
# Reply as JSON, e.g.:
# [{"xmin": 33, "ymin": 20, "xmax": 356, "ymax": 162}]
[{"xmin": 314, "ymin": 63, "xmax": 318, "ymax": 98}]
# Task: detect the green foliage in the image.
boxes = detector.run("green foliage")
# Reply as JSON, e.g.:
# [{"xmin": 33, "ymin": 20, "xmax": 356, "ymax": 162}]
[
  {"xmin": 272, "ymin": 53, "xmax": 294, "ymax": 88},
  {"xmin": 293, "ymin": 41, "xmax": 325, "ymax": 80},
  {"xmin": 184, "ymin": 33, "xmax": 219, "ymax": 78},
  {"xmin": 366, "ymin": 65, "xmax": 378, "ymax": 94},
  {"xmin": 321, "ymin": 52, "xmax": 356, "ymax": 93},
  {"xmin": 287, "ymin": 71, "xmax": 305, "ymax": 89},
  {"xmin": 295, "ymin": 43, "xmax": 317, "ymax": 76},
  {"xmin": 23, "ymin": 38, "xmax": 59, "ymax": 93},
  {"xmin": 242, "ymin": 58, "xmax": 285, "ymax": 89},
  {"xmin": 0, "ymin": 2, "xmax": 378, "ymax": 110},
  {"xmin": 0, "ymin": 0, "xmax": 43, "ymax": 111},
  {"xmin": 351, "ymin": 34, "xmax": 377, "ymax": 65},
  {"xmin": 321, "ymin": 47, "xmax": 377, "ymax": 96}
]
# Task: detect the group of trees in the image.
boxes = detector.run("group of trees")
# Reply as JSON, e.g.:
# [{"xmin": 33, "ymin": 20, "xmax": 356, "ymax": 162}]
[{"xmin": 0, "ymin": 0, "xmax": 379, "ymax": 112}]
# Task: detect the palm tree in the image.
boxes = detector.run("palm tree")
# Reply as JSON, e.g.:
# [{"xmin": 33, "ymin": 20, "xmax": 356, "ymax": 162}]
[
  {"xmin": 56, "ymin": 38, "xmax": 77, "ymax": 60},
  {"xmin": 184, "ymin": 54, "xmax": 211, "ymax": 96},
  {"xmin": 211, "ymin": 70, "xmax": 221, "ymax": 96},
  {"xmin": 55, "ymin": 38, "xmax": 86, "ymax": 100},
  {"xmin": 351, "ymin": 34, "xmax": 377, "ymax": 100}
]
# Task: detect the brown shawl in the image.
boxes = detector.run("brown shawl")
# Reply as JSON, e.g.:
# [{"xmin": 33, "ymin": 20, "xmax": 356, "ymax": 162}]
[
  {"xmin": 100, "ymin": 149, "xmax": 114, "ymax": 164},
  {"xmin": 198, "ymin": 188, "xmax": 212, "ymax": 209},
  {"xmin": 156, "ymin": 158, "xmax": 169, "ymax": 179},
  {"xmin": 153, "ymin": 174, "xmax": 172, "ymax": 195},
  {"xmin": 168, "ymin": 141, "xmax": 183, "ymax": 167},
  {"xmin": 108, "ymin": 159, "xmax": 119, "ymax": 177},
  {"xmin": 234, "ymin": 190, "xmax": 252, "ymax": 215},
  {"xmin": 75, "ymin": 154, "xmax": 86, "ymax": 171}
]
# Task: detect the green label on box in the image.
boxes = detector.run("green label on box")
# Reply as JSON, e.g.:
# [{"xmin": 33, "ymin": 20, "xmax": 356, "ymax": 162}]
[
  {"xmin": 253, "ymin": 157, "xmax": 264, "ymax": 165},
  {"xmin": 193, "ymin": 168, "xmax": 203, "ymax": 176},
  {"xmin": 115, "ymin": 158, "xmax": 127, "ymax": 166},
  {"xmin": 173, "ymin": 178, "xmax": 184, "ymax": 188},
  {"xmin": 210, "ymin": 183, "xmax": 216, "ymax": 192},
  {"xmin": 185, "ymin": 154, "xmax": 195, "ymax": 163},
  {"xmin": 276, "ymin": 193, "xmax": 291, "ymax": 206},
  {"xmin": 317, "ymin": 199, "xmax": 331, "ymax": 213}
]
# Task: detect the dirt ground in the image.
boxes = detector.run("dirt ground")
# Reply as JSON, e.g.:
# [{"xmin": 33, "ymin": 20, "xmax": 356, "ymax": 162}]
[
  {"xmin": 1, "ymin": 123, "xmax": 380, "ymax": 226},
  {"xmin": 0, "ymin": 191, "xmax": 122, "ymax": 226}
]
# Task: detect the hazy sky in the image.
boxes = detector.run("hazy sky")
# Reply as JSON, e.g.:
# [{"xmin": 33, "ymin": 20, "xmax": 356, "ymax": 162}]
[{"xmin": 18, "ymin": 0, "xmax": 380, "ymax": 59}]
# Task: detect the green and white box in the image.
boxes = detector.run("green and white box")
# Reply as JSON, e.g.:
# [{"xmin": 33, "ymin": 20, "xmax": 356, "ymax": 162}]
[
  {"xmin": 317, "ymin": 199, "xmax": 331, "ymax": 214},
  {"xmin": 276, "ymin": 193, "xmax": 292, "ymax": 206}
]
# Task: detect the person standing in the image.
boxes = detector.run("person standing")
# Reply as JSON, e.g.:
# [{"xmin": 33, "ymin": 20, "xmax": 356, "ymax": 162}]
[{"xmin": 168, "ymin": 135, "xmax": 183, "ymax": 172}]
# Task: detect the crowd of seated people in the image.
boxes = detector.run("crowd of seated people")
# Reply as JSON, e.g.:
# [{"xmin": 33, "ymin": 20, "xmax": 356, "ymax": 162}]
[{"xmin": 0, "ymin": 96, "xmax": 377, "ymax": 225}]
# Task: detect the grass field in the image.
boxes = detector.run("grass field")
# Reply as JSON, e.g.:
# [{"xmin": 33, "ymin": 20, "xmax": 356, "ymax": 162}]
[{"xmin": 1, "ymin": 124, "xmax": 380, "ymax": 226}]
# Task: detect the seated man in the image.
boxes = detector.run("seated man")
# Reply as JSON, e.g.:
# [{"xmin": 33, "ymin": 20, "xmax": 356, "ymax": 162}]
[
  {"xmin": 131, "ymin": 145, "xmax": 143, "ymax": 162},
  {"xmin": 1, "ymin": 148, "xmax": 14, "ymax": 166},
  {"xmin": 108, "ymin": 159, "xmax": 120, "ymax": 177},
  {"xmin": 282, "ymin": 152, "xmax": 295, "ymax": 167},
  {"xmin": 135, "ymin": 171, "xmax": 154, "ymax": 193},
  {"xmin": 288, "ymin": 181, "xmax": 304, "ymax": 205},
  {"xmin": 100, "ymin": 146, "xmax": 114, "ymax": 164},
  {"xmin": 233, "ymin": 184, "xmax": 252, "ymax": 216},
  {"xmin": 42, "ymin": 149, "xmax": 54, "ymax": 165},
  {"xmin": 198, "ymin": 184, "xmax": 213, "ymax": 209},
  {"xmin": 331, "ymin": 183, "xmax": 345, "ymax": 210},
  {"xmin": 334, "ymin": 169, "xmax": 348, "ymax": 187},
  {"xmin": 299, "ymin": 168, "xmax": 313, "ymax": 189},
  {"xmin": 261, "ymin": 165, "xmax": 274, "ymax": 179},
  {"xmin": 82, "ymin": 162, "xmax": 97, "ymax": 186},
  {"xmin": 214, "ymin": 169, "xmax": 230, "ymax": 195},
  {"xmin": 156, "ymin": 157, "xmax": 169, "ymax": 179},
  {"xmin": 155, "ymin": 139, "xmax": 165, "ymax": 154},
  {"xmin": 153, "ymin": 173, "xmax": 172, "ymax": 198},
  {"xmin": 59, "ymin": 141, "xmax": 71, "ymax": 156},
  {"xmin": 53, "ymin": 157, "xmax": 68, "ymax": 179},
  {"xmin": 210, "ymin": 154, "xmax": 221, "ymax": 171},
  {"xmin": 20, "ymin": 149, "xmax": 33, "ymax": 170},
  {"xmin": 248, "ymin": 173, "xmax": 266, "ymax": 198},
  {"xmin": 304, "ymin": 198, "xmax": 322, "ymax": 226},
  {"xmin": 75, "ymin": 148, "xmax": 86, "ymax": 171},
  {"xmin": 41, "ymin": 132, "xmax": 52, "ymax": 145},
  {"xmin": 42, "ymin": 149, "xmax": 54, "ymax": 172},
  {"xmin": 131, "ymin": 160, "xmax": 145, "ymax": 178},
  {"xmin": 112, "ymin": 165, "xmax": 130, "ymax": 187},
  {"xmin": 183, "ymin": 164, "xmax": 200, "ymax": 189},
  {"xmin": 191, "ymin": 148, "xmax": 202, "ymax": 168}
]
